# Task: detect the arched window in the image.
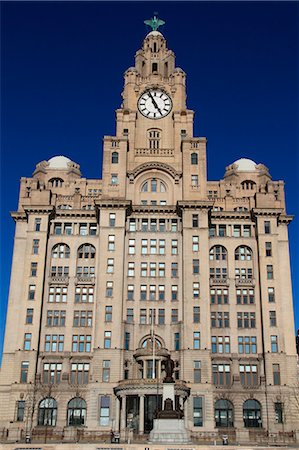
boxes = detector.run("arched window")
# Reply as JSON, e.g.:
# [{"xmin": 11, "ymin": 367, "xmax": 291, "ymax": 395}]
[
  {"xmin": 111, "ymin": 152, "xmax": 119, "ymax": 164},
  {"xmin": 67, "ymin": 397, "xmax": 87, "ymax": 426},
  {"xmin": 234, "ymin": 206, "xmax": 248, "ymax": 211},
  {"xmin": 148, "ymin": 129, "xmax": 161, "ymax": 149},
  {"xmin": 38, "ymin": 398, "xmax": 57, "ymax": 426},
  {"xmin": 140, "ymin": 179, "xmax": 167, "ymax": 193},
  {"xmin": 243, "ymin": 399, "xmax": 262, "ymax": 428},
  {"xmin": 141, "ymin": 337, "xmax": 162, "ymax": 349},
  {"xmin": 191, "ymin": 153, "xmax": 198, "ymax": 165},
  {"xmin": 215, "ymin": 399, "xmax": 234, "ymax": 428},
  {"xmin": 49, "ymin": 178, "xmax": 64, "ymax": 188},
  {"xmin": 210, "ymin": 245, "xmax": 227, "ymax": 261},
  {"xmin": 57, "ymin": 204, "xmax": 72, "ymax": 210},
  {"xmin": 52, "ymin": 244, "xmax": 70, "ymax": 259},
  {"xmin": 241, "ymin": 180, "xmax": 256, "ymax": 190},
  {"xmin": 77, "ymin": 244, "xmax": 95, "ymax": 259},
  {"xmin": 235, "ymin": 246, "xmax": 252, "ymax": 261}
]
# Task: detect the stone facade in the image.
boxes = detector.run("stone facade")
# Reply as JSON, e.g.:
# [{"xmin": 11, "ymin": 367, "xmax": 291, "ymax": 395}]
[{"xmin": 0, "ymin": 27, "xmax": 298, "ymax": 445}]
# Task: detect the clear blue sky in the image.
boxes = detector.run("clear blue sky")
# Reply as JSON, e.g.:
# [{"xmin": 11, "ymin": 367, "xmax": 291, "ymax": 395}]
[{"xmin": 1, "ymin": 1, "xmax": 298, "ymax": 362}]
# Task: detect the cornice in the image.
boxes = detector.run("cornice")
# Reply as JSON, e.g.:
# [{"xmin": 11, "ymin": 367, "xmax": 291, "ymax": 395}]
[
  {"xmin": 95, "ymin": 199, "xmax": 132, "ymax": 210},
  {"xmin": 211, "ymin": 211, "xmax": 252, "ymax": 221},
  {"xmin": 132, "ymin": 205, "xmax": 177, "ymax": 214},
  {"xmin": 251, "ymin": 208, "xmax": 283, "ymax": 217},
  {"xmin": 278, "ymin": 214, "xmax": 294, "ymax": 225},
  {"xmin": 23, "ymin": 205, "xmax": 55, "ymax": 217},
  {"xmin": 10, "ymin": 211, "xmax": 27, "ymax": 222},
  {"xmin": 177, "ymin": 200, "xmax": 213, "ymax": 211},
  {"xmin": 55, "ymin": 209, "xmax": 96, "ymax": 219}
]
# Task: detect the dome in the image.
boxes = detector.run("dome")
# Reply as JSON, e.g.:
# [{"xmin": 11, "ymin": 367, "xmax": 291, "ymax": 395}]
[
  {"xmin": 233, "ymin": 158, "xmax": 257, "ymax": 172},
  {"xmin": 48, "ymin": 156, "xmax": 71, "ymax": 169},
  {"xmin": 146, "ymin": 31, "xmax": 164, "ymax": 38}
]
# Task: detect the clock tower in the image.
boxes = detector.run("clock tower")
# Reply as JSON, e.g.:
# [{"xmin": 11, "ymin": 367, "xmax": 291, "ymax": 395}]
[{"xmin": 102, "ymin": 23, "xmax": 207, "ymax": 201}]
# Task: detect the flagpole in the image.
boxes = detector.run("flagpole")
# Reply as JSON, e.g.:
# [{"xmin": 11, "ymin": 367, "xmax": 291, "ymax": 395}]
[{"xmin": 151, "ymin": 310, "xmax": 155, "ymax": 379}]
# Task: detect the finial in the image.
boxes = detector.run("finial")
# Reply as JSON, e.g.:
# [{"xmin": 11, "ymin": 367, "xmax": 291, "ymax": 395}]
[{"xmin": 144, "ymin": 13, "xmax": 165, "ymax": 32}]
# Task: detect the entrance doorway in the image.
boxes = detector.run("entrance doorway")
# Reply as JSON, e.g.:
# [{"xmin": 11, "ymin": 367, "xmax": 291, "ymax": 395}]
[{"xmin": 144, "ymin": 394, "xmax": 162, "ymax": 433}]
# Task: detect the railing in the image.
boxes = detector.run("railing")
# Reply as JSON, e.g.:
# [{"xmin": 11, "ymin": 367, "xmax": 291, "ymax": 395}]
[
  {"xmin": 49, "ymin": 276, "xmax": 69, "ymax": 284},
  {"xmin": 236, "ymin": 278, "xmax": 255, "ymax": 286},
  {"xmin": 210, "ymin": 277, "xmax": 229, "ymax": 286},
  {"xmin": 76, "ymin": 276, "xmax": 95, "ymax": 284},
  {"xmin": 135, "ymin": 148, "xmax": 174, "ymax": 156}
]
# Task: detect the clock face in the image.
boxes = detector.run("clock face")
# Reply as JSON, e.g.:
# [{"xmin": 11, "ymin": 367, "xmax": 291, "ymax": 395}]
[{"xmin": 138, "ymin": 89, "xmax": 172, "ymax": 119}]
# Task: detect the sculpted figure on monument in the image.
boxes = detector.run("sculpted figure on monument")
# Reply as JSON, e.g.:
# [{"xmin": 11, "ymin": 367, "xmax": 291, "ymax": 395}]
[{"xmin": 163, "ymin": 355, "xmax": 175, "ymax": 383}]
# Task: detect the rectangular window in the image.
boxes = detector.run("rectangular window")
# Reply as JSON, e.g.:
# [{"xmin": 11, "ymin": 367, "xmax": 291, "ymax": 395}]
[
  {"xmin": 150, "ymin": 262, "xmax": 156, "ymax": 277},
  {"xmin": 26, "ymin": 308, "xmax": 34, "ymax": 324},
  {"xmin": 109, "ymin": 213, "xmax": 116, "ymax": 227},
  {"xmin": 193, "ymin": 332, "xmax": 201, "ymax": 349},
  {"xmin": 127, "ymin": 284, "xmax": 134, "ymax": 301},
  {"xmin": 237, "ymin": 312, "xmax": 255, "ymax": 328},
  {"xmin": 128, "ymin": 239, "xmax": 135, "ymax": 254},
  {"xmin": 236, "ymin": 288, "xmax": 255, "ymax": 304},
  {"xmin": 46, "ymin": 310, "xmax": 66, "ymax": 327},
  {"xmin": 16, "ymin": 401, "xmax": 25, "ymax": 422},
  {"xmin": 233, "ymin": 225, "xmax": 241, "ymax": 237},
  {"xmin": 105, "ymin": 306, "xmax": 112, "ymax": 322},
  {"xmin": 270, "ymin": 311, "xmax": 277, "ymax": 327},
  {"xmin": 150, "ymin": 219, "xmax": 157, "ymax": 231},
  {"xmin": 43, "ymin": 362, "xmax": 62, "ymax": 384},
  {"xmin": 64, "ymin": 223, "xmax": 73, "ymax": 235},
  {"xmin": 34, "ymin": 218, "xmax": 41, "ymax": 231},
  {"xmin": 268, "ymin": 287, "xmax": 275, "ymax": 303},
  {"xmin": 159, "ymin": 219, "xmax": 166, "ymax": 231},
  {"xmin": 107, "ymin": 258, "xmax": 114, "ymax": 273},
  {"xmin": 141, "ymin": 219, "xmax": 148, "ymax": 231},
  {"xmin": 194, "ymin": 361, "xmax": 201, "ymax": 383},
  {"xmin": 126, "ymin": 308, "xmax": 134, "ymax": 323},
  {"xmin": 171, "ymin": 219, "xmax": 178, "ymax": 232},
  {"xmin": 75, "ymin": 286, "xmax": 94, "ymax": 303},
  {"xmin": 149, "ymin": 285, "xmax": 156, "ymax": 301},
  {"xmin": 150, "ymin": 239, "xmax": 157, "ymax": 254},
  {"xmin": 174, "ymin": 332, "xmax": 180, "ymax": 351},
  {"xmin": 52, "ymin": 266, "xmax": 69, "ymax": 277},
  {"xmin": 171, "ymin": 239, "xmax": 178, "ymax": 255},
  {"xmin": 192, "ymin": 236, "xmax": 199, "ymax": 252},
  {"xmin": 73, "ymin": 310, "xmax": 93, "ymax": 327},
  {"xmin": 104, "ymin": 331, "xmax": 111, "ymax": 348},
  {"xmin": 213, "ymin": 364, "xmax": 231, "ymax": 385},
  {"xmin": 271, "ymin": 335, "xmax": 278, "ymax": 352},
  {"xmin": 79, "ymin": 223, "xmax": 88, "ymax": 236},
  {"xmin": 99, "ymin": 396, "xmax": 110, "ymax": 426},
  {"xmin": 102, "ymin": 360, "xmax": 110, "ymax": 382},
  {"xmin": 159, "ymin": 239, "xmax": 165, "ymax": 255},
  {"xmin": 243, "ymin": 225, "xmax": 251, "ymax": 237},
  {"xmin": 106, "ymin": 281, "xmax": 113, "ymax": 298},
  {"xmin": 193, "ymin": 306, "xmax": 200, "ymax": 323},
  {"xmin": 24, "ymin": 333, "xmax": 32, "ymax": 350},
  {"xmin": 218, "ymin": 225, "xmax": 226, "ymax": 237},
  {"xmin": 193, "ymin": 259, "xmax": 199, "ymax": 274},
  {"xmin": 239, "ymin": 364, "xmax": 258, "ymax": 386},
  {"xmin": 72, "ymin": 335, "xmax": 91, "ymax": 352},
  {"xmin": 111, "ymin": 174, "xmax": 118, "ymax": 185},
  {"xmin": 71, "ymin": 363, "xmax": 89, "ymax": 384},
  {"xmin": 193, "ymin": 282, "xmax": 200, "ymax": 299},
  {"xmin": 108, "ymin": 235, "xmax": 115, "ymax": 251},
  {"xmin": 158, "ymin": 262, "xmax": 165, "ymax": 277},
  {"xmin": 171, "ymin": 285, "xmax": 178, "ymax": 301},
  {"xmin": 171, "ymin": 309, "xmax": 178, "ymax": 323},
  {"xmin": 273, "ymin": 364, "xmax": 281, "ymax": 385},
  {"xmin": 238, "ymin": 336, "xmax": 257, "ymax": 354},
  {"xmin": 128, "ymin": 262, "xmax": 135, "ymax": 277},
  {"xmin": 264, "ymin": 220, "xmax": 271, "ymax": 234},
  {"xmin": 89, "ymin": 223, "xmax": 97, "ymax": 235},
  {"xmin": 193, "ymin": 397, "xmax": 203, "ymax": 426},
  {"xmin": 171, "ymin": 262, "xmax": 178, "ymax": 277},
  {"xmin": 275, "ymin": 402, "xmax": 284, "ymax": 423},
  {"xmin": 267, "ymin": 264, "xmax": 274, "ymax": 279},
  {"xmin": 192, "ymin": 214, "xmax": 199, "ymax": 228},
  {"xmin": 140, "ymin": 309, "xmax": 147, "ymax": 324},
  {"xmin": 191, "ymin": 175, "xmax": 199, "ymax": 186},
  {"xmin": 129, "ymin": 218, "xmax": 136, "ymax": 231},
  {"xmin": 49, "ymin": 286, "xmax": 68, "ymax": 303},
  {"xmin": 265, "ymin": 241, "xmax": 272, "ymax": 257},
  {"xmin": 140, "ymin": 285, "xmax": 147, "ymax": 301},
  {"xmin": 20, "ymin": 361, "xmax": 29, "ymax": 383},
  {"xmin": 54, "ymin": 223, "xmax": 62, "ymax": 235},
  {"xmin": 141, "ymin": 239, "xmax": 148, "ymax": 255},
  {"xmin": 30, "ymin": 262, "xmax": 37, "ymax": 277},
  {"xmin": 158, "ymin": 308, "xmax": 165, "ymax": 325},
  {"xmin": 124, "ymin": 332, "xmax": 130, "ymax": 350},
  {"xmin": 211, "ymin": 336, "xmax": 230, "ymax": 354},
  {"xmin": 158, "ymin": 285, "xmax": 165, "ymax": 301},
  {"xmin": 210, "ymin": 289, "xmax": 229, "ymax": 305}
]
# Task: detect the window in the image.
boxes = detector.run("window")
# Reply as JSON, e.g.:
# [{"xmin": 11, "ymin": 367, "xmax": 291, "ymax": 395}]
[
  {"xmin": 193, "ymin": 259, "xmax": 199, "ymax": 274},
  {"xmin": 148, "ymin": 130, "xmax": 161, "ymax": 149},
  {"xmin": 71, "ymin": 363, "xmax": 89, "ymax": 384},
  {"xmin": 243, "ymin": 225, "xmax": 251, "ymax": 237},
  {"xmin": 43, "ymin": 363, "xmax": 62, "ymax": 384},
  {"xmin": 210, "ymin": 289, "xmax": 228, "ymax": 305},
  {"xmin": 34, "ymin": 218, "xmax": 41, "ymax": 231},
  {"xmin": 194, "ymin": 361, "xmax": 201, "ymax": 383},
  {"xmin": 46, "ymin": 310, "xmax": 66, "ymax": 327},
  {"xmin": 264, "ymin": 220, "xmax": 271, "ymax": 234},
  {"xmin": 171, "ymin": 309, "xmax": 178, "ymax": 323},
  {"xmin": 67, "ymin": 398, "xmax": 86, "ymax": 426},
  {"xmin": 233, "ymin": 225, "xmax": 241, "ymax": 237},
  {"xmin": 191, "ymin": 152, "xmax": 198, "ymax": 164},
  {"xmin": 150, "ymin": 218, "xmax": 157, "ymax": 231},
  {"xmin": 75, "ymin": 286, "xmax": 94, "ymax": 303},
  {"xmin": 52, "ymin": 243, "xmax": 70, "ymax": 259},
  {"xmin": 209, "ymin": 225, "xmax": 216, "ymax": 237},
  {"xmin": 107, "ymin": 258, "xmax": 114, "ymax": 273},
  {"xmin": 124, "ymin": 332, "xmax": 130, "ymax": 350},
  {"xmin": 237, "ymin": 312, "xmax": 256, "ymax": 328},
  {"xmin": 235, "ymin": 268, "xmax": 253, "ymax": 279},
  {"xmin": 170, "ymin": 285, "xmax": 177, "ymax": 301},
  {"xmin": 209, "ymin": 245, "xmax": 227, "ymax": 261},
  {"xmin": 210, "ymin": 267, "xmax": 227, "ymax": 279},
  {"xmin": 28, "ymin": 284, "xmax": 36, "ymax": 300},
  {"xmin": 193, "ymin": 397, "xmax": 203, "ymax": 426},
  {"xmin": 193, "ymin": 332, "xmax": 201, "ymax": 349},
  {"xmin": 99, "ymin": 396, "xmax": 110, "ymax": 426},
  {"xmin": 192, "ymin": 236, "xmax": 199, "ymax": 252},
  {"xmin": 30, "ymin": 262, "xmax": 38, "ymax": 276},
  {"xmin": 49, "ymin": 286, "xmax": 68, "ymax": 303},
  {"xmin": 45, "ymin": 334, "xmax": 64, "ymax": 352},
  {"xmin": 158, "ymin": 262, "xmax": 165, "ymax": 277},
  {"xmin": 102, "ymin": 360, "xmax": 110, "ymax": 382},
  {"xmin": 105, "ymin": 306, "xmax": 112, "ymax": 322},
  {"xmin": 52, "ymin": 266, "xmax": 69, "ymax": 277},
  {"xmin": 32, "ymin": 239, "xmax": 39, "ymax": 254},
  {"xmin": 174, "ymin": 332, "xmax": 180, "ymax": 350},
  {"xmin": 193, "ymin": 306, "xmax": 200, "ymax": 323},
  {"xmin": 73, "ymin": 310, "xmax": 93, "ymax": 327},
  {"xmin": 171, "ymin": 239, "xmax": 178, "ymax": 254},
  {"xmin": 54, "ymin": 223, "xmax": 62, "ymax": 235},
  {"xmin": 38, "ymin": 398, "xmax": 57, "ymax": 426},
  {"xmin": 159, "ymin": 239, "xmax": 165, "ymax": 255},
  {"xmin": 111, "ymin": 174, "xmax": 118, "ymax": 185},
  {"xmin": 267, "ymin": 265, "xmax": 273, "ymax": 279},
  {"xmin": 265, "ymin": 242, "xmax": 272, "ymax": 257},
  {"xmin": 268, "ymin": 287, "xmax": 275, "ymax": 303},
  {"xmin": 79, "ymin": 223, "xmax": 88, "ymax": 236},
  {"xmin": 275, "ymin": 402, "xmax": 284, "ymax": 423},
  {"xmin": 273, "ymin": 364, "xmax": 280, "ymax": 385},
  {"xmin": 211, "ymin": 312, "xmax": 230, "ymax": 328},
  {"xmin": 158, "ymin": 308, "xmax": 165, "ymax": 325},
  {"xmin": 140, "ymin": 285, "xmax": 147, "ymax": 301},
  {"xmin": 235, "ymin": 246, "xmax": 252, "ymax": 260},
  {"xmin": 238, "ymin": 336, "xmax": 257, "ymax": 354},
  {"xmin": 243, "ymin": 399, "xmax": 262, "ymax": 428},
  {"xmin": 109, "ymin": 213, "xmax": 116, "ymax": 227},
  {"xmin": 104, "ymin": 331, "xmax": 111, "ymax": 348},
  {"xmin": 158, "ymin": 285, "xmax": 165, "ymax": 301},
  {"xmin": 150, "ymin": 262, "xmax": 156, "ymax": 277},
  {"xmin": 20, "ymin": 361, "xmax": 29, "ymax": 383},
  {"xmin": 213, "ymin": 364, "xmax": 231, "ymax": 385},
  {"xmin": 239, "ymin": 365, "xmax": 258, "ymax": 386},
  {"xmin": 126, "ymin": 308, "xmax": 134, "ymax": 323},
  {"xmin": 108, "ymin": 235, "xmax": 116, "ymax": 251},
  {"xmin": 150, "ymin": 239, "xmax": 157, "ymax": 254},
  {"xmin": 72, "ymin": 335, "xmax": 91, "ymax": 352},
  {"xmin": 171, "ymin": 219, "xmax": 178, "ymax": 232},
  {"xmin": 193, "ymin": 282, "xmax": 200, "ymax": 299},
  {"xmin": 129, "ymin": 218, "xmax": 136, "ymax": 231},
  {"xmin": 78, "ymin": 244, "xmax": 95, "ymax": 259},
  {"xmin": 64, "ymin": 223, "xmax": 73, "ymax": 235},
  {"xmin": 171, "ymin": 262, "xmax": 178, "ymax": 277},
  {"xmin": 271, "ymin": 335, "xmax": 278, "ymax": 352},
  {"xmin": 127, "ymin": 284, "xmax": 134, "ymax": 300},
  {"xmin": 140, "ymin": 309, "xmax": 147, "ymax": 324},
  {"xmin": 191, "ymin": 174, "xmax": 199, "ymax": 186},
  {"xmin": 211, "ymin": 336, "xmax": 230, "ymax": 354},
  {"xmin": 192, "ymin": 214, "xmax": 199, "ymax": 227},
  {"xmin": 215, "ymin": 399, "xmax": 234, "ymax": 428},
  {"xmin": 236, "ymin": 288, "xmax": 255, "ymax": 304},
  {"xmin": 89, "ymin": 224, "xmax": 97, "ymax": 235},
  {"xmin": 106, "ymin": 281, "xmax": 113, "ymax": 297},
  {"xmin": 111, "ymin": 151, "xmax": 119, "ymax": 163},
  {"xmin": 24, "ymin": 333, "xmax": 32, "ymax": 350},
  {"xmin": 270, "ymin": 311, "xmax": 277, "ymax": 327},
  {"xmin": 25, "ymin": 308, "xmax": 34, "ymax": 324},
  {"xmin": 128, "ymin": 262, "xmax": 135, "ymax": 276},
  {"xmin": 148, "ymin": 285, "xmax": 155, "ymax": 301},
  {"xmin": 16, "ymin": 400, "xmax": 25, "ymax": 422}
]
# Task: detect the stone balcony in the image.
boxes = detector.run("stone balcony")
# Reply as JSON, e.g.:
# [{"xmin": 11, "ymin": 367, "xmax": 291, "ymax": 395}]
[{"xmin": 135, "ymin": 148, "xmax": 174, "ymax": 156}]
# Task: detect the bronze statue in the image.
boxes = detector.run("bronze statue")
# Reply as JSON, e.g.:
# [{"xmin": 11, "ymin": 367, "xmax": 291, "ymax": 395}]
[{"xmin": 163, "ymin": 355, "xmax": 175, "ymax": 383}]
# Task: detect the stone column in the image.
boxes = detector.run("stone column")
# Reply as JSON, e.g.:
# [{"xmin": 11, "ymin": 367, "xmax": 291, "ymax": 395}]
[
  {"xmin": 120, "ymin": 394, "xmax": 126, "ymax": 433},
  {"xmin": 184, "ymin": 398, "xmax": 188, "ymax": 427},
  {"xmin": 139, "ymin": 394, "xmax": 145, "ymax": 435},
  {"xmin": 115, "ymin": 396, "xmax": 120, "ymax": 432}
]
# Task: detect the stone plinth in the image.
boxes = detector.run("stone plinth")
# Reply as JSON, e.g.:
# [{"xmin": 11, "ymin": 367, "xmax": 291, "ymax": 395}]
[
  {"xmin": 149, "ymin": 418, "xmax": 190, "ymax": 443},
  {"xmin": 162, "ymin": 382, "xmax": 175, "ymax": 404}
]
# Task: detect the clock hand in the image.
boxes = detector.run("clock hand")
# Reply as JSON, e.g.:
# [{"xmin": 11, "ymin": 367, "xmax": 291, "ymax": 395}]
[{"xmin": 148, "ymin": 91, "xmax": 163, "ymax": 115}]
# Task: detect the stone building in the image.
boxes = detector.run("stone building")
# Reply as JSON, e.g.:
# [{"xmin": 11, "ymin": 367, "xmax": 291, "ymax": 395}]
[{"xmin": 0, "ymin": 20, "xmax": 298, "ymax": 444}]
